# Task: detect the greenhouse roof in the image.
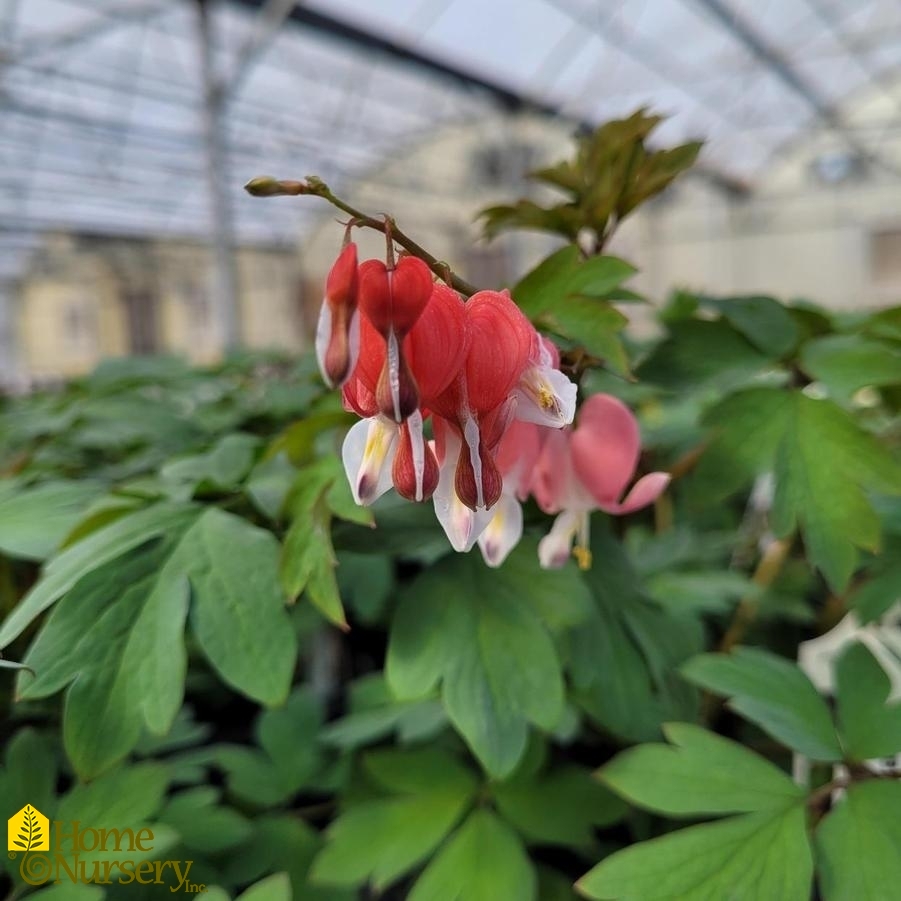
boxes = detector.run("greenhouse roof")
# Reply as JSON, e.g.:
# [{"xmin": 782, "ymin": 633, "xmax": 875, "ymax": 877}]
[{"xmin": 3, "ymin": 0, "xmax": 901, "ymax": 280}]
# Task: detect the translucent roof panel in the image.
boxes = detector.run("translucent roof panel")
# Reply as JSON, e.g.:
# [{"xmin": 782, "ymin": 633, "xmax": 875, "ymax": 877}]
[{"xmin": 3, "ymin": 0, "xmax": 901, "ymax": 279}]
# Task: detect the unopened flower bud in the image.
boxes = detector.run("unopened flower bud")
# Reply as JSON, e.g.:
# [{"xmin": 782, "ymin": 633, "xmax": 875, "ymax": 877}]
[
  {"xmin": 454, "ymin": 434, "xmax": 503, "ymax": 511},
  {"xmin": 392, "ymin": 415, "xmax": 439, "ymax": 502},
  {"xmin": 375, "ymin": 340, "xmax": 420, "ymax": 422}
]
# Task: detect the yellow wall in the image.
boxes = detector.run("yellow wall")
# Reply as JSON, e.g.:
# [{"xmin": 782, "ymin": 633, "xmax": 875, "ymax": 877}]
[{"xmin": 15, "ymin": 237, "xmax": 303, "ymax": 380}]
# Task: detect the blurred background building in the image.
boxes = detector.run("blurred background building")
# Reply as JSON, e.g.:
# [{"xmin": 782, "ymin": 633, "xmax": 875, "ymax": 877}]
[{"xmin": 2, "ymin": 0, "xmax": 901, "ymax": 386}]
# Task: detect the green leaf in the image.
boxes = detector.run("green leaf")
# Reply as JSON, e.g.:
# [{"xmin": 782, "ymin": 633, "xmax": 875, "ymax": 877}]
[
  {"xmin": 18, "ymin": 507, "xmax": 295, "ymax": 777},
  {"xmin": 538, "ymin": 299, "xmax": 630, "ymax": 377},
  {"xmin": 334, "ymin": 551, "xmax": 393, "ymax": 624},
  {"xmin": 644, "ymin": 570, "xmax": 755, "ymax": 615},
  {"xmin": 849, "ymin": 554, "xmax": 901, "ymax": 623},
  {"xmin": 571, "ymin": 528, "xmax": 703, "ymax": 743},
  {"xmin": 0, "ymin": 501, "xmax": 197, "ymax": 649},
  {"xmin": 310, "ymin": 749, "xmax": 477, "ymax": 891},
  {"xmin": 862, "ymin": 305, "xmax": 901, "ymax": 343},
  {"xmin": 637, "ymin": 320, "xmax": 770, "ymax": 392},
  {"xmin": 245, "ymin": 453, "xmax": 297, "ymax": 521},
  {"xmin": 800, "ymin": 334, "xmax": 901, "ymax": 400},
  {"xmin": 408, "ymin": 809, "xmax": 537, "ymax": 901},
  {"xmin": 600, "ymin": 722, "xmax": 804, "ymax": 817},
  {"xmin": 577, "ymin": 805, "xmax": 812, "ymax": 900},
  {"xmin": 702, "ymin": 295, "xmax": 800, "ymax": 358},
  {"xmin": 494, "ymin": 764, "xmax": 627, "ymax": 847},
  {"xmin": 221, "ymin": 813, "xmax": 354, "ymax": 901},
  {"xmin": 281, "ymin": 462, "xmax": 348, "ymax": 629},
  {"xmin": 161, "ymin": 432, "xmax": 260, "ymax": 493},
  {"xmin": 538, "ymin": 866, "xmax": 583, "ymax": 901},
  {"xmin": 186, "ymin": 508, "xmax": 297, "ymax": 706},
  {"xmin": 19, "ymin": 538, "xmax": 191, "ymax": 778},
  {"xmin": 387, "ymin": 544, "xmax": 571, "ymax": 777},
  {"xmin": 0, "ymin": 480, "xmax": 103, "ymax": 561},
  {"xmin": 362, "ymin": 747, "xmax": 476, "ymax": 796},
  {"xmin": 236, "ymin": 872, "xmax": 293, "ymax": 901},
  {"xmin": 479, "ymin": 199, "xmax": 583, "ymax": 242},
  {"xmin": 256, "ymin": 687, "xmax": 323, "ymax": 790},
  {"xmin": 681, "ymin": 647, "xmax": 842, "ymax": 760},
  {"xmin": 770, "ymin": 395, "xmax": 900, "ymax": 590},
  {"xmin": 320, "ymin": 687, "xmax": 446, "ymax": 750},
  {"xmin": 815, "ymin": 780, "xmax": 901, "ymax": 901},
  {"xmin": 511, "ymin": 248, "xmax": 635, "ymax": 375},
  {"xmin": 513, "ymin": 248, "xmax": 636, "ymax": 316},
  {"xmin": 56, "ymin": 762, "xmax": 174, "ymax": 866},
  {"xmin": 211, "ymin": 745, "xmax": 294, "ymax": 807},
  {"xmin": 158, "ymin": 786, "xmax": 252, "ymax": 853},
  {"xmin": 17, "ymin": 886, "xmax": 104, "ymax": 901},
  {"xmin": 698, "ymin": 389, "xmax": 901, "ymax": 591},
  {"xmin": 835, "ymin": 642, "xmax": 901, "ymax": 760},
  {"xmin": 0, "ymin": 728, "xmax": 57, "ymax": 822}
]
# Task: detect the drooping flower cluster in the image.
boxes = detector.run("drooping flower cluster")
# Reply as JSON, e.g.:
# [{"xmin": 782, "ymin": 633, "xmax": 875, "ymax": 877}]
[{"xmin": 315, "ymin": 241, "xmax": 669, "ymax": 569}]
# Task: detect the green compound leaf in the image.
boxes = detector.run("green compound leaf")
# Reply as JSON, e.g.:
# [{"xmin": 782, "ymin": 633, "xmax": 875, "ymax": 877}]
[
  {"xmin": 577, "ymin": 805, "xmax": 812, "ymax": 901},
  {"xmin": 408, "ymin": 809, "xmax": 537, "ymax": 901},
  {"xmin": 18, "ymin": 507, "xmax": 296, "ymax": 778},
  {"xmin": 386, "ymin": 542, "xmax": 581, "ymax": 778},
  {"xmin": 494, "ymin": 763, "xmax": 627, "ymax": 847},
  {"xmin": 310, "ymin": 748, "xmax": 477, "ymax": 892},
  {"xmin": 697, "ymin": 388, "xmax": 901, "ymax": 591},
  {"xmin": 601, "ymin": 722, "xmax": 805, "ymax": 817},
  {"xmin": 681, "ymin": 647, "xmax": 842, "ymax": 761}
]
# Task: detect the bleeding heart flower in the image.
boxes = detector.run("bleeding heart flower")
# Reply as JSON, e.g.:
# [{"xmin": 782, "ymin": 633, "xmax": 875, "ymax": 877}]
[
  {"xmin": 477, "ymin": 419, "xmax": 543, "ymax": 567},
  {"xmin": 534, "ymin": 393, "xmax": 671, "ymax": 569},
  {"xmin": 315, "ymin": 243, "xmax": 359, "ymax": 388},
  {"xmin": 341, "ymin": 279, "xmax": 466, "ymax": 506},
  {"xmin": 358, "ymin": 256, "xmax": 434, "ymax": 422},
  {"xmin": 513, "ymin": 335, "xmax": 577, "ymax": 428},
  {"xmin": 430, "ymin": 291, "xmax": 533, "ymax": 516}
]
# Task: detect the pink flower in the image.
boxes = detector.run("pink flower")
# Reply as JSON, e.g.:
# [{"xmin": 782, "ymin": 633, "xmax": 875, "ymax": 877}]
[{"xmin": 532, "ymin": 394, "xmax": 671, "ymax": 569}]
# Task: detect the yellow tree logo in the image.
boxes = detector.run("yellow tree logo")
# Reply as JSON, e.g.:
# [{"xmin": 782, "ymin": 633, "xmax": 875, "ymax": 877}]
[{"xmin": 7, "ymin": 805, "xmax": 49, "ymax": 852}]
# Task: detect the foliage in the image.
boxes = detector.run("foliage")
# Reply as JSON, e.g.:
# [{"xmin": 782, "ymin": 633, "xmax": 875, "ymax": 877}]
[{"xmin": 2, "ymin": 116, "xmax": 901, "ymax": 900}]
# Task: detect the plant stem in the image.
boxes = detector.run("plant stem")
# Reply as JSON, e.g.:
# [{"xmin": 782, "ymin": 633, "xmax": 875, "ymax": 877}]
[
  {"xmin": 719, "ymin": 537, "xmax": 792, "ymax": 654},
  {"xmin": 701, "ymin": 536, "xmax": 793, "ymax": 724},
  {"xmin": 245, "ymin": 175, "xmax": 479, "ymax": 296}
]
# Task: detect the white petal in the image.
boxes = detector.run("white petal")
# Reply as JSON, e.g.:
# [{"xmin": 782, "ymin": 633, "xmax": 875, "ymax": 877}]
[
  {"xmin": 478, "ymin": 491, "xmax": 523, "ymax": 567},
  {"xmin": 514, "ymin": 365, "xmax": 577, "ymax": 428},
  {"xmin": 385, "ymin": 329, "xmax": 403, "ymax": 422},
  {"xmin": 538, "ymin": 509, "xmax": 586, "ymax": 569},
  {"xmin": 406, "ymin": 409, "xmax": 427, "ymax": 502},
  {"xmin": 341, "ymin": 417, "xmax": 397, "ymax": 505},
  {"xmin": 314, "ymin": 301, "xmax": 333, "ymax": 386},
  {"xmin": 433, "ymin": 428, "xmax": 493, "ymax": 551},
  {"xmin": 461, "ymin": 412, "xmax": 485, "ymax": 509}
]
